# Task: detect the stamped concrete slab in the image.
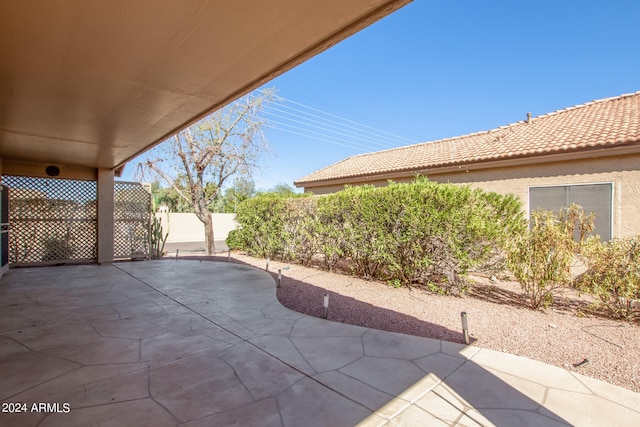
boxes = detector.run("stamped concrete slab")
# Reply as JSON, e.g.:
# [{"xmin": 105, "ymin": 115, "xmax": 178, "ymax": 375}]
[
  {"xmin": 249, "ymin": 335, "xmax": 316, "ymax": 376},
  {"xmin": 39, "ymin": 398, "xmax": 176, "ymax": 427},
  {"xmin": 150, "ymin": 353, "xmax": 255, "ymax": 422},
  {"xmin": 1, "ymin": 352, "xmax": 80, "ymax": 400},
  {"xmin": 1, "ymin": 260, "xmax": 639, "ymax": 427},
  {"xmin": 92, "ymin": 318, "xmax": 167, "ymax": 339},
  {"xmin": 362, "ymin": 328, "xmax": 441, "ymax": 360},
  {"xmin": 292, "ymin": 335, "xmax": 364, "ymax": 372},
  {"xmin": 340, "ymin": 356, "xmax": 429, "ymax": 397},
  {"xmin": 278, "ymin": 377, "xmax": 371, "ymax": 427},
  {"xmin": 181, "ymin": 398, "xmax": 284, "ymax": 427},
  {"xmin": 9, "ymin": 363, "xmax": 149, "ymax": 408},
  {"xmin": 40, "ymin": 336, "xmax": 141, "ymax": 365},
  {"xmin": 219, "ymin": 341, "xmax": 305, "ymax": 400},
  {"xmin": 3, "ymin": 322, "xmax": 100, "ymax": 349},
  {"xmin": 141, "ymin": 330, "xmax": 231, "ymax": 363}
]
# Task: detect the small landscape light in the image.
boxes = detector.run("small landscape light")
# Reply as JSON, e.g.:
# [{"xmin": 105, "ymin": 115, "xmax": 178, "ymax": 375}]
[
  {"xmin": 461, "ymin": 311, "xmax": 470, "ymax": 345},
  {"xmin": 323, "ymin": 293, "xmax": 329, "ymax": 319}
]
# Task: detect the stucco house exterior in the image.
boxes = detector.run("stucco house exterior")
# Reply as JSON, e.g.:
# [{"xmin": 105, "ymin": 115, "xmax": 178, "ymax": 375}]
[{"xmin": 294, "ymin": 91, "xmax": 640, "ymax": 240}]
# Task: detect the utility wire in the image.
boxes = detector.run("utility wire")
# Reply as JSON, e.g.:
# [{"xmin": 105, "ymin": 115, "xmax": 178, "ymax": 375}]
[
  {"xmin": 267, "ymin": 120, "xmax": 373, "ymax": 151},
  {"xmin": 249, "ymin": 94, "xmax": 420, "ymax": 152},
  {"xmin": 263, "ymin": 110, "xmax": 397, "ymax": 150},
  {"xmin": 264, "ymin": 104, "xmax": 402, "ymax": 148},
  {"xmin": 278, "ymin": 96, "xmax": 419, "ymax": 145}
]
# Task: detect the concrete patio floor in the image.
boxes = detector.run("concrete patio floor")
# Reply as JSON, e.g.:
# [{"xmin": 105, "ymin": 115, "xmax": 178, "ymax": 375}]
[{"xmin": 1, "ymin": 260, "xmax": 639, "ymax": 426}]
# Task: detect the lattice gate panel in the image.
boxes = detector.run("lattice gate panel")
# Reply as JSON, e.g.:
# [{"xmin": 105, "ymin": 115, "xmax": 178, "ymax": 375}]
[
  {"xmin": 114, "ymin": 181, "xmax": 152, "ymax": 259},
  {"xmin": 3, "ymin": 176, "xmax": 97, "ymax": 265}
]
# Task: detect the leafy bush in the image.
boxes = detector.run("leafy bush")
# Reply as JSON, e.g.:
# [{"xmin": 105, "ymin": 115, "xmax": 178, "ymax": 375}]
[
  {"xmin": 506, "ymin": 204, "xmax": 594, "ymax": 309},
  {"xmin": 226, "ymin": 193, "xmax": 288, "ymax": 258},
  {"xmin": 372, "ymin": 179, "xmax": 524, "ymax": 293},
  {"xmin": 281, "ymin": 196, "xmax": 318, "ymax": 265},
  {"xmin": 315, "ymin": 195, "xmax": 348, "ymax": 271},
  {"xmin": 225, "ymin": 229, "xmax": 244, "ymax": 251},
  {"xmin": 231, "ymin": 177, "xmax": 525, "ymax": 294},
  {"xmin": 578, "ymin": 236, "xmax": 640, "ymax": 320}
]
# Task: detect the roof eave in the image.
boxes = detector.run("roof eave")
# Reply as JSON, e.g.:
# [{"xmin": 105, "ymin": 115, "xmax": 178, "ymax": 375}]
[{"xmin": 296, "ymin": 141, "xmax": 640, "ymax": 188}]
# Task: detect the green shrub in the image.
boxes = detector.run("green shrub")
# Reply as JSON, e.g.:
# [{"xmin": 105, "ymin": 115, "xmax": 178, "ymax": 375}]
[
  {"xmin": 578, "ymin": 236, "xmax": 640, "ymax": 320},
  {"xmin": 282, "ymin": 196, "xmax": 318, "ymax": 265},
  {"xmin": 506, "ymin": 204, "xmax": 594, "ymax": 309},
  {"xmin": 329, "ymin": 185, "xmax": 387, "ymax": 279},
  {"xmin": 315, "ymin": 195, "xmax": 348, "ymax": 271},
  {"xmin": 225, "ymin": 229, "xmax": 243, "ymax": 250},
  {"xmin": 227, "ymin": 193, "xmax": 288, "ymax": 258},
  {"xmin": 231, "ymin": 177, "xmax": 525, "ymax": 294},
  {"xmin": 372, "ymin": 179, "xmax": 524, "ymax": 293}
]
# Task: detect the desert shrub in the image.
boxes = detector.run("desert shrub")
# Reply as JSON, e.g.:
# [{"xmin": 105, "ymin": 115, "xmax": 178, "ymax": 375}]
[
  {"xmin": 373, "ymin": 179, "xmax": 524, "ymax": 293},
  {"xmin": 149, "ymin": 216, "xmax": 168, "ymax": 259},
  {"xmin": 226, "ymin": 193, "xmax": 288, "ymax": 258},
  {"xmin": 231, "ymin": 177, "xmax": 524, "ymax": 294},
  {"xmin": 315, "ymin": 195, "xmax": 349, "ymax": 271},
  {"xmin": 315, "ymin": 178, "xmax": 524, "ymax": 293},
  {"xmin": 506, "ymin": 204, "xmax": 594, "ymax": 309},
  {"xmin": 327, "ymin": 185, "xmax": 387, "ymax": 279},
  {"xmin": 578, "ymin": 236, "xmax": 640, "ymax": 320},
  {"xmin": 225, "ymin": 229, "xmax": 244, "ymax": 251},
  {"xmin": 281, "ymin": 196, "xmax": 318, "ymax": 265}
]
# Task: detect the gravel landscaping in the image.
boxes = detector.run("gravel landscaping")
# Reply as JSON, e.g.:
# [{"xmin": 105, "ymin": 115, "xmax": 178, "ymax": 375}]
[{"xmin": 215, "ymin": 252, "xmax": 640, "ymax": 394}]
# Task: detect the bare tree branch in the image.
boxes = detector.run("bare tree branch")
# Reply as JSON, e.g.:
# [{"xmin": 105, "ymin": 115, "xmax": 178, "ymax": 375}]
[{"xmin": 137, "ymin": 88, "xmax": 275, "ymax": 255}]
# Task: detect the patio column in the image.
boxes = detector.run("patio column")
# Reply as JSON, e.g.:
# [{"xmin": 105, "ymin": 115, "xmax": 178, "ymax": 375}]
[{"xmin": 97, "ymin": 168, "xmax": 114, "ymax": 264}]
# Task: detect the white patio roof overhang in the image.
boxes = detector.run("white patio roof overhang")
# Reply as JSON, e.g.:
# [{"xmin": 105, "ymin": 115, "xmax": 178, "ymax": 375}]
[{"xmin": 0, "ymin": 0, "xmax": 410, "ymax": 176}]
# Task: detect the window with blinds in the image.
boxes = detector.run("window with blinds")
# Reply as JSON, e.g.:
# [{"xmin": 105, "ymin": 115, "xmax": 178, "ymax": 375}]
[{"xmin": 528, "ymin": 183, "xmax": 613, "ymax": 241}]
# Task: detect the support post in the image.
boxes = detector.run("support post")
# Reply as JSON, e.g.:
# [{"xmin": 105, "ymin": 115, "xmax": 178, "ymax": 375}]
[{"xmin": 97, "ymin": 168, "xmax": 114, "ymax": 264}]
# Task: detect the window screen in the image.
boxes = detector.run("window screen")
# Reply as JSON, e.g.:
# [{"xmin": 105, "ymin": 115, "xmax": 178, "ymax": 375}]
[{"xmin": 529, "ymin": 183, "xmax": 612, "ymax": 241}]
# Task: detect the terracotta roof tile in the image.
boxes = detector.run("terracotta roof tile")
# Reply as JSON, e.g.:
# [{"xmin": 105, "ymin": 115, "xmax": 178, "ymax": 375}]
[{"xmin": 295, "ymin": 91, "xmax": 640, "ymax": 186}]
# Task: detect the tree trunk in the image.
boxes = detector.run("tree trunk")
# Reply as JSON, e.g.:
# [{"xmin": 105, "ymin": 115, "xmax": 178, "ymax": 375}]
[
  {"xmin": 194, "ymin": 198, "xmax": 215, "ymax": 256},
  {"xmin": 203, "ymin": 214, "xmax": 215, "ymax": 255}
]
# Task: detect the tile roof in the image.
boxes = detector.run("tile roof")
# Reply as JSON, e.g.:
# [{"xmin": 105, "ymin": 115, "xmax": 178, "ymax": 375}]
[{"xmin": 295, "ymin": 91, "xmax": 640, "ymax": 186}]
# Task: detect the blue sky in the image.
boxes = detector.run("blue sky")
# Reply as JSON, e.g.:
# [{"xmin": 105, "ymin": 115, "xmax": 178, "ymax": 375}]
[{"xmin": 123, "ymin": 0, "xmax": 640, "ymax": 192}]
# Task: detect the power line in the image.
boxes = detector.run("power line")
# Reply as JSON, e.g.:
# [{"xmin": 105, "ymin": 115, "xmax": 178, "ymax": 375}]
[
  {"xmin": 264, "ymin": 104, "xmax": 402, "ymax": 149},
  {"xmin": 267, "ymin": 119, "xmax": 375, "ymax": 151},
  {"xmin": 278, "ymin": 96, "xmax": 418, "ymax": 145},
  {"xmin": 263, "ymin": 109, "xmax": 397, "ymax": 150},
  {"xmin": 249, "ymin": 94, "xmax": 420, "ymax": 152}
]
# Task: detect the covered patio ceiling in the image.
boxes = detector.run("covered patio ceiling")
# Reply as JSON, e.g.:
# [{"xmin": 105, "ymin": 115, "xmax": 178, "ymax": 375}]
[{"xmin": 0, "ymin": 0, "xmax": 410, "ymax": 174}]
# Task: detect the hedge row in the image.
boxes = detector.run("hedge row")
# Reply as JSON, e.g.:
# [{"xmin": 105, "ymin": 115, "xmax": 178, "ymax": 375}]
[{"xmin": 227, "ymin": 178, "xmax": 525, "ymax": 293}]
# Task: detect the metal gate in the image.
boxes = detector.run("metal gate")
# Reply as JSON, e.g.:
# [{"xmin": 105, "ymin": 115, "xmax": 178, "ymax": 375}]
[{"xmin": 2, "ymin": 176, "xmax": 152, "ymax": 265}]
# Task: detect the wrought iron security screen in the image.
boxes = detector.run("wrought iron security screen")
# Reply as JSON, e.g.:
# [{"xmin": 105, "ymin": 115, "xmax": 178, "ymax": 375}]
[
  {"xmin": 114, "ymin": 181, "xmax": 152, "ymax": 259},
  {"xmin": 3, "ymin": 176, "xmax": 97, "ymax": 265}
]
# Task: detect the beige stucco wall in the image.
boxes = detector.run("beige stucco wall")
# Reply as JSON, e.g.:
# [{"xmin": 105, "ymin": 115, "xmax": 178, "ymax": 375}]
[
  {"xmin": 303, "ymin": 154, "xmax": 640, "ymax": 238},
  {"xmin": 155, "ymin": 213, "xmax": 237, "ymax": 243}
]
